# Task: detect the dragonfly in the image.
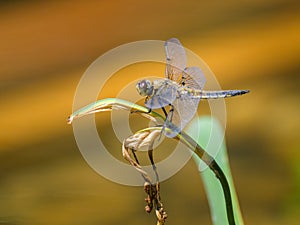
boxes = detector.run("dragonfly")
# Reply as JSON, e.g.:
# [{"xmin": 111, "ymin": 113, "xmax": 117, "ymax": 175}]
[{"xmin": 136, "ymin": 38, "xmax": 249, "ymax": 138}]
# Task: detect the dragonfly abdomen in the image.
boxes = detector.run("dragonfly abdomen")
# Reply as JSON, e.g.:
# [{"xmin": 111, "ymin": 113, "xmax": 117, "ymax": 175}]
[{"xmin": 191, "ymin": 89, "xmax": 249, "ymax": 99}]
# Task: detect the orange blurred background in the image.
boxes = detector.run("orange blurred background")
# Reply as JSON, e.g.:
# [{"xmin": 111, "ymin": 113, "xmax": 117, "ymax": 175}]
[{"xmin": 0, "ymin": 0, "xmax": 299, "ymax": 224}]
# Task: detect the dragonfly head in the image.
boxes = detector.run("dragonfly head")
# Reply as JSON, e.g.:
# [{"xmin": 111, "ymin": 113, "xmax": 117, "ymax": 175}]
[{"xmin": 136, "ymin": 79, "xmax": 154, "ymax": 96}]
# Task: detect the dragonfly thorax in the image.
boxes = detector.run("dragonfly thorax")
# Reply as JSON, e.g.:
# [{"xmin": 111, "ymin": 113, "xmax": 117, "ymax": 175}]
[{"xmin": 136, "ymin": 79, "xmax": 154, "ymax": 97}]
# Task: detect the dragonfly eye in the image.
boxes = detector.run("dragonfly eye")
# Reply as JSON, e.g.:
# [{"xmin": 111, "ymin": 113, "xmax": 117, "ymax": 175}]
[{"xmin": 136, "ymin": 80, "xmax": 153, "ymax": 96}]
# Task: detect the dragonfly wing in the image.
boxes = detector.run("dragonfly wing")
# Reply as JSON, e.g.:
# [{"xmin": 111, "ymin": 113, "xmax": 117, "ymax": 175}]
[
  {"xmin": 162, "ymin": 39, "xmax": 205, "ymax": 137},
  {"xmin": 182, "ymin": 66, "xmax": 206, "ymax": 90},
  {"xmin": 165, "ymin": 38, "xmax": 187, "ymax": 82},
  {"xmin": 165, "ymin": 67, "xmax": 205, "ymax": 137},
  {"xmin": 166, "ymin": 91, "xmax": 200, "ymax": 138}
]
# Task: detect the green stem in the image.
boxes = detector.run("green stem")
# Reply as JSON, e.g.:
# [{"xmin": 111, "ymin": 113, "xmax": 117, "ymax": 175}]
[{"xmin": 179, "ymin": 131, "xmax": 236, "ymax": 225}]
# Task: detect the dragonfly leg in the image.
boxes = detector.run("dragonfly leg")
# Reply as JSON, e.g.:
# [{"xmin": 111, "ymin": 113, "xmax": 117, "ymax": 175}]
[
  {"xmin": 168, "ymin": 104, "xmax": 174, "ymax": 122},
  {"xmin": 157, "ymin": 104, "xmax": 175, "ymax": 140},
  {"xmin": 161, "ymin": 107, "xmax": 168, "ymax": 117},
  {"xmin": 160, "ymin": 103, "xmax": 174, "ymax": 122}
]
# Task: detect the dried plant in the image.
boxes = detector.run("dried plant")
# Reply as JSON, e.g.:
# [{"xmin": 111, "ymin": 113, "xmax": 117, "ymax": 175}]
[{"xmin": 68, "ymin": 98, "xmax": 240, "ymax": 225}]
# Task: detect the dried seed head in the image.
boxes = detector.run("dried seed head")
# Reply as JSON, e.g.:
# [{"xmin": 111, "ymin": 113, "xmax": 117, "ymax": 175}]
[
  {"xmin": 144, "ymin": 182, "xmax": 151, "ymax": 192},
  {"xmin": 156, "ymin": 208, "xmax": 168, "ymax": 223},
  {"xmin": 145, "ymin": 205, "xmax": 152, "ymax": 213}
]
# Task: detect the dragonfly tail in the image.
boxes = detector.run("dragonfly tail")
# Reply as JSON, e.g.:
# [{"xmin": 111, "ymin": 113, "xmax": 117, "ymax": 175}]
[{"xmin": 199, "ymin": 90, "xmax": 250, "ymax": 99}]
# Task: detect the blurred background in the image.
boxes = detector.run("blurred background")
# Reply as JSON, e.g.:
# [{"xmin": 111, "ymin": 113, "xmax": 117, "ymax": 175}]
[{"xmin": 0, "ymin": 0, "xmax": 299, "ymax": 224}]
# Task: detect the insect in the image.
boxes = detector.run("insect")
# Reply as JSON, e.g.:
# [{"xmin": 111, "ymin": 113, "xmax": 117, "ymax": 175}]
[{"xmin": 136, "ymin": 38, "xmax": 249, "ymax": 137}]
